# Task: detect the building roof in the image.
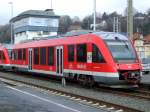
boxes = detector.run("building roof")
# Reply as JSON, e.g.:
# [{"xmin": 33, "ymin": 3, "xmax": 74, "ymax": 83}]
[
  {"xmin": 134, "ymin": 13, "xmax": 145, "ymax": 17},
  {"xmin": 144, "ymin": 34, "xmax": 150, "ymax": 40},
  {"xmin": 10, "ymin": 9, "xmax": 60, "ymax": 22}
]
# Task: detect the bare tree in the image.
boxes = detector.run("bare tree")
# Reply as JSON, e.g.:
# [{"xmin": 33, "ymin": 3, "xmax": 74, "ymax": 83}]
[
  {"xmin": 0, "ymin": 24, "xmax": 11, "ymax": 43},
  {"xmin": 58, "ymin": 15, "xmax": 72, "ymax": 34},
  {"xmin": 81, "ymin": 15, "xmax": 93, "ymax": 30}
]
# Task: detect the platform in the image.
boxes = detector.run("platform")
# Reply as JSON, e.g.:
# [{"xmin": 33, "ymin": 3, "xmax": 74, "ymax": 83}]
[{"xmin": 0, "ymin": 80, "xmax": 106, "ymax": 112}]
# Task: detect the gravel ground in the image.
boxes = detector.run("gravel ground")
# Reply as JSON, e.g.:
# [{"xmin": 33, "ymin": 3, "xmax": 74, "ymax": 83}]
[
  {"xmin": 0, "ymin": 71, "xmax": 150, "ymax": 112},
  {"xmin": 141, "ymin": 74, "xmax": 150, "ymax": 85}
]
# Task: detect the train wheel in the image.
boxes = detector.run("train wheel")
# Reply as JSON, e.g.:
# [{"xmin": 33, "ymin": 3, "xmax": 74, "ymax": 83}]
[
  {"xmin": 87, "ymin": 76, "xmax": 95, "ymax": 88},
  {"xmin": 78, "ymin": 75, "xmax": 94, "ymax": 88},
  {"xmin": 0, "ymin": 66, "xmax": 3, "ymax": 70}
]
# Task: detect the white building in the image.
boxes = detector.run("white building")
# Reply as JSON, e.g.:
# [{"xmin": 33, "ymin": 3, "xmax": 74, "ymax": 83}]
[{"xmin": 10, "ymin": 9, "xmax": 60, "ymax": 44}]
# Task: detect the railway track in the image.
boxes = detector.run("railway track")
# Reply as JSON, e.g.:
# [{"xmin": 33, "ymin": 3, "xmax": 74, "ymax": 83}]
[
  {"xmin": 94, "ymin": 86, "xmax": 150, "ymax": 101},
  {"xmin": 139, "ymin": 83, "xmax": 150, "ymax": 91},
  {"xmin": 2, "ymin": 71, "xmax": 150, "ymax": 101},
  {"xmin": 0, "ymin": 74, "xmax": 142, "ymax": 112}
]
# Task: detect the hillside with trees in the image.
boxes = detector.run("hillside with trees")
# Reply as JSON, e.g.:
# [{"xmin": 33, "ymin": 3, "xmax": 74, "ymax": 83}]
[
  {"xmin": 0, "ymin": 8, "xmax": 150, "ymax": 43},
  {"xmin": 0, "ymin": 24, "xmax": 11, "ymax": 43}
]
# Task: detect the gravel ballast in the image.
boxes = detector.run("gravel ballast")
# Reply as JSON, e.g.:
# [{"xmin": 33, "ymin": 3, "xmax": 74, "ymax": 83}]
[{"xmin": 0, "ymin": 71, "xmax": 149, "ymax": 112}]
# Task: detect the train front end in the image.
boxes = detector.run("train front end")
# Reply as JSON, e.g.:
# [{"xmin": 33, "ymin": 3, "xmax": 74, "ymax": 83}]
[
  {"xmin": 105, "ymin": 34, "xmax": 141, "ymax": 87},
  {"xmin": 94, "ymin": 32, "xmax": 142, "ymax": 88}
]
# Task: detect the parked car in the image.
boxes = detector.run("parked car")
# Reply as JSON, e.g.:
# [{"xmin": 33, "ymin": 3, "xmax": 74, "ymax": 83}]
[{"xmin": 141, "ymin": 58, "xmax": 150, "ymax": 74}]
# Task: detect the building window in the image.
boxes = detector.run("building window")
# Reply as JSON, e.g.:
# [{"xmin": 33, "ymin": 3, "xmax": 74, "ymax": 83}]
[
  {"xmin": 37, "ymin": 31, "xmax": 42, "ymax": 36},
  {"xmin": 23, "ymin": 49, "xmax": 26, "ymax": 60},
  {"xmin": 77, "ymin": 44, "xmax": 87, "ymax": 62},
  {"xmin": 48, "ymin": 47, "xmax": 54, "ymax": 66},
  {"xmin": 68, "ymin": 45, "xmax": 74, "ymax": 62},
  {"xmin": 34, "ymin": 48, "xmax": 39, "ymax": 65},
  {"xmin": 92, "ymin": 44, "xmax": 105, "ymax": 63},
  {"xmin": 43, "ymin": 31, "xmax": 49, "ymax": 35},
  {"xmin": 40, "ymin": 47, "xmax": 46, "ymax": 65}
]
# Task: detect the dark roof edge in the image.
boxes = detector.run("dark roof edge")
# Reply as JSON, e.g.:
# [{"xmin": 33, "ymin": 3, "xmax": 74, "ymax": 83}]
[{"xmin": 10, "ymin": 14, "xmax": 60, "ymax": 22}]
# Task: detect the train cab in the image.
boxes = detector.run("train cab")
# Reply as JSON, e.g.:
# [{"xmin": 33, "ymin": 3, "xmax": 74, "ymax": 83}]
[{"xmin": 0, "ymin": 44, "xmax": 12, "ymax": 70}]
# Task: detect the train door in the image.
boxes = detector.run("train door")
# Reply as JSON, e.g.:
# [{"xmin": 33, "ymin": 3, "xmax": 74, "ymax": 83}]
[
  {"xmin": 56, "ymin": 46, "xmax": 63, "ymax": 76},
  {"xmin": 28, "ymin": 48, "xmax": 32, "ymax": 70}
]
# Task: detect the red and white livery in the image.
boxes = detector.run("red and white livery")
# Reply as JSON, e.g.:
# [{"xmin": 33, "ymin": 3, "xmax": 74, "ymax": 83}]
[
  {"xmin": 4, "ymin": 31, "xmax": 142, "ymax": 88},
  {"xmin": 0, "ymin": 44, "xmax": 12, "ymax": 70}
]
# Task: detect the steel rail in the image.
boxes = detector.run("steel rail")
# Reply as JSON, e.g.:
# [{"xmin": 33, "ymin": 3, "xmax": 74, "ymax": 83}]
[
  {"xmin": 94, "ymin": 87, "xmax": 150, "ymax": 101},
  {"xmin": 0, "ymin": 75, "xmax": 142, "ymax": 112}
]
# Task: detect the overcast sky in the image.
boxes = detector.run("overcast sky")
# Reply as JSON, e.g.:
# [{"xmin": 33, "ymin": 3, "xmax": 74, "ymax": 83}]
[{"xmin": 0, "ymin": 0, "xmax": 149, "ymax": 25}]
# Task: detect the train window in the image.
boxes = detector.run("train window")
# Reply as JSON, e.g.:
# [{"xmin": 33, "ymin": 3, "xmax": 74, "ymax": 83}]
[
  {"xmin": 14, "ymin": 50, "xmax": 17, "ymax": 60},
  {"xmin": 40, "ymin": 47, "xmax": 46, "ymax": 65},
  {"xmin": 7, "ymin": 49, "xmax": 12, "ymax": 59},
  {"xmin": 0, "ymin": 51, "xmax": 3, "ymax": 60},
  {"xmin": 92, "ymin": 44, "xmax": 105, "ymax": 63},
  {"xmin": 34, "ymin": 48, "xmax": 39, "ymax": 65},
  {"xmin": 48, "ymin": 47, "xmax": 54, "ymax": 66},
  {"xmin": 23, "ymin": 49, "xmax": 26, "ymax": 60},
  {"xmin": 68, "ymin": 45, "xmax": 74, "ymax": 62},
  {"xmin": 77, "ymin": 44, "xmax": 87, "ymax": 62},
  {"xmin": 18, "ymin": 49, "xmax": 22, "ymax": 60},
  {"xmin": 2, "ymin": 52, "xmax": 5, "ymax": 60},
  {"xmin": 11, "ymin": 50, "xmax": 13, "ymax": 60},
  {"xmin": 13, "ymin": 50, "xmax": 16, "ymax": 60},
  {"xmin": 11, "ymin": 50, "xmax": 14, "ymax": 60},
  {"xmin": 0, "ymin": 51, "xmax": 1, "ymax": 60}
]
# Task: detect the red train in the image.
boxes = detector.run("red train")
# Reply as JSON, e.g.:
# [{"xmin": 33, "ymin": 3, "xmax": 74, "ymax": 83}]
[
  {"xmin": 0, "ymin": 44, "xmax": 12, "ymax": 70},
  {"xmin": 0, "ymin": 31, "xmax": 142, "ymax": 88}
]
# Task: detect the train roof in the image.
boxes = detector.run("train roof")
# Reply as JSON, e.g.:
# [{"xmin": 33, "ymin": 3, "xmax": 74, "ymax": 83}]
[
  {"xmin": 12, "ymin": 31, "xmax": 129, "ymax": 49},
  {"xmin": 61, "ymin": 30, "xmax": 128, "ymax": 40},
  {"xmin": 93, "ymin": 32, "xmax": 128, "ymax": 40}
]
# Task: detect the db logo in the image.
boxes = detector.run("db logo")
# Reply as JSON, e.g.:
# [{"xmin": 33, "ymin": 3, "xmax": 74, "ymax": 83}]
[
  {"xmin": 126, "ymin": 64, "xmax": 132, "ymax": 69},
  {"xmin": 128, "ymin": 65, "xmax": 132, "ymax": 68}
]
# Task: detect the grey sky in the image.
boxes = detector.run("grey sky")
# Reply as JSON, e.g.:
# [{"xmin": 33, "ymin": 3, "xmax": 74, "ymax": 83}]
[{"xmin": 0, "ymin": 0, "xmax": 149, "ymax": 25}]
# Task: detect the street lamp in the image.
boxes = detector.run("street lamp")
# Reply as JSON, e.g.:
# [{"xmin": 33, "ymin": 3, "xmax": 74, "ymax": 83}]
[
  {"xmin": 8, "ymin": 2, "xmax": 13, "ymax": 44},
  {"xmin": 127, "ymin": 0, "xmax": 133, "ymax": 39},
  {"xmin": 93, "ymin": 0, "xmax": 96, "ymax": 31},
  {"xmin": 51, "ymin": 0, "xmax": 53, "ymax": 9}
]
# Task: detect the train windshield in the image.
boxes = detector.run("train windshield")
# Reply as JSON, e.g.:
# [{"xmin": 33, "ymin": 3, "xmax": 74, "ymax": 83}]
[{"xmin": 105, "ymin": 40, "xmax": 137, "ymax": 62}]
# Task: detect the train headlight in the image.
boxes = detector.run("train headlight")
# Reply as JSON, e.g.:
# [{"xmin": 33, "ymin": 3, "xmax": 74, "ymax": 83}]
[
  {"xmin": 116, "ymin": 64, "xmax": 119, "ymax": 69},
  {"xmin": 131, "ymin": 73, "xmax": 135, "ymax": 77}
]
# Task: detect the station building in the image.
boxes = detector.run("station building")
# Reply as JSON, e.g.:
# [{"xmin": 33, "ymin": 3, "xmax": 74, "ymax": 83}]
[
  {"xmin": 10, "ymin": 9, "xmax": 60, "ymax": 44},
  {"xmin": 134, "ymin": 34, "xmax": 150, "ymax": 59}
]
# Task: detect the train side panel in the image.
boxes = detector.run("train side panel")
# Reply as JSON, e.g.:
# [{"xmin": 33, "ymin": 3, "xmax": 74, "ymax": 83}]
[{"xmin": 10, "ymin": 32, "xmax": 141, "ymax": 88}]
